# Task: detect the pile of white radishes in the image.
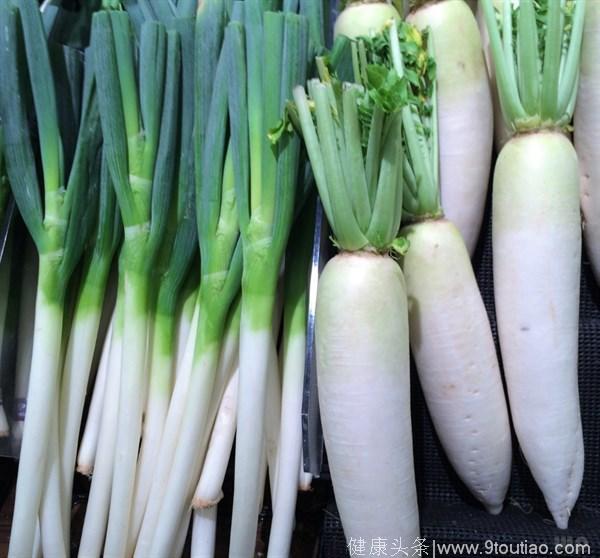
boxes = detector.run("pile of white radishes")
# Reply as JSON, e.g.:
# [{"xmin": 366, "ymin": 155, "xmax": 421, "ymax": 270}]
[{"xmin": 316, "ymin": 0, "xmax": 594, "ymax": 547}]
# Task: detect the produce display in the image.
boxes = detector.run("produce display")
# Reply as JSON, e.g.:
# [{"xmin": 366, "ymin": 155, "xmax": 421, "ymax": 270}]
[{"xmin": 0, "ymin": 0, "xmax": 595, "ymax": 556}]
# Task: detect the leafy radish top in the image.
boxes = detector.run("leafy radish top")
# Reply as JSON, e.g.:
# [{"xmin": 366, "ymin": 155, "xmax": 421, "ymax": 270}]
[
  {"xmin": 291, "ymin": 20, "xmax": 437, "ymax": 254},
  {"xmin": 481, "ymin": 0, "xmax": 586, "ymax": 133}
]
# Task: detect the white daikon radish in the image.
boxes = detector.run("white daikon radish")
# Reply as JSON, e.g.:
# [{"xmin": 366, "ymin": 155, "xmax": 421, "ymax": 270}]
[
  {"xmin": 482, "ymin": 0, "xmax": 586, "ymax": 528},
  {"xmin": 408, "ymin": 0, "xmax": 493, "ymax": 254},
  {"xmin": 293, "ymin": 20, "xmax": 421, "ymax": 544},
  {"xmin": 402, "ymin": 220, "xmax": 512, "ymax": 513},
  {"xmin": 334, "ymin": 1, "xmax": 400, "ymax": 39}
]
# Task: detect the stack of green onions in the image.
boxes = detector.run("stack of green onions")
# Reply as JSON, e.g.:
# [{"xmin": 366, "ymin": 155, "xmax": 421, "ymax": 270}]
[
  {"xmin": 85, "ymin": 8, "xmax": 181, "ymax": 556},
  {"xmin": 0, "ymin": 0, "xmax": 105, "ymax": 555},
  {"xmin": 135, "ymin": 0, "xmax": 244, "ymax": 552},
  {"xmin": 226, "ymin": 1, "xmax": 313, "ymax": 552}
]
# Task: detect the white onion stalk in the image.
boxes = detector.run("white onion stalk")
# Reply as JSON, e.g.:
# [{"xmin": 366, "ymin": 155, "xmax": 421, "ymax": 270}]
[
  {"xmin": 39, "ymin": 406, "xmax": 67, "ymax": 558},
  {"xmin": 127, "ymin": 280, "xmax": 193, "ymax": 552},
  {"xmin": 574, "ymin": 1, "xmax": 600, "ymax": 283},
  {"xmin": 133, "ymin": 300, "xmax": 200, "ymax": 557},
  {"xmin": 58, "ymin": 156, "xmax": 120, "ymax": 545},
  {"xmin": 76, "ymin": 310, "xmax": 114, "ymax": 476},
  {"xmin": 402, "ymin": 219, "xmax": 512, "ymax": 513},
  {"xmin": 60, "ymin": 289, "xmax": 112, "ymax": 480},
  {"xmin": 267, "ymin": 207, "xmax": 313, "ymax": 558},
  {"xmin": 334, "ymin": 1, "xmax": 400, "ymax": 39},
  {"xmin": 145, "ymin": 292, "xmax": 241, "ymax": 556},
  {"xmin": 136, "ymin": 297, "xmax": 240, "ymax": 558},
  {"xmin": 138, "ymin": 6, "xmax": 241, "ymax": 554},
  {"xmin": 175, "ymin": 285, "xmax": 199, "ymax": 376},
  {"xmin": 78, "ymin": 291, "xmax": 124, "ymax": 558},
  {"xmin": 265, "ymin": 326, "xmax": 282, "ymax": 499},
  {"xmin": 174, "ymin": 511, "xmax": 192, "ymax": 558},
  {"xmin": 408, "ymin": 0, "xmax": 493, "ymax": 254},
  {"xmin": 481, "ymin": 0, "xmax": 586, "ymax": 528},
  {"xmin": 191, "ymin": 507, "xmax": 217, "ymax": 558},
  {"xmin": 192, "ymin": 368, "xmax": 239, "ymax": 509},
  {"xmin": 9, "ymin": 256, "xmax": 64, "ymax": 557}
]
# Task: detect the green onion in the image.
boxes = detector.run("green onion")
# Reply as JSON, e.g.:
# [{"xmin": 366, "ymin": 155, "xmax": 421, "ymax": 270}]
[
  {"xmin": 227, "ymin": 1, "xmax": 312, "ymax": 553},
  {"xmin": 58, "ymin": 149, "xmax": 121, "ymax": 546},
  {"xmin": 136, "ymin": 2, "xmax": 243, "ymax": 554},
  {"xmin": 128, "ymin": 15, "xmax": 200, "ymax": 551},
  {"xmin": 91, "ymin": 10, "xmax": 180, "ymax": 555},
  {"xmin": 0, "ymin": 0, "xmax": 103, "ymax": 555}
]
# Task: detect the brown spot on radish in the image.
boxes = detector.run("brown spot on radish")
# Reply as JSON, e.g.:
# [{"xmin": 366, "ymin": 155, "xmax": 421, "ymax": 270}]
[{"xmin": 520, "ymin": 325, "xmax": 530, "ymax": 332}]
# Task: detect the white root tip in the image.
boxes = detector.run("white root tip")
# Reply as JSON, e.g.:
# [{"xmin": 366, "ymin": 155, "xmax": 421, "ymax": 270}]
[
  {"xmin": 485, "ymin": 503, "xmax": 503, "ymax": 515},
  {"xmin": 76, "ymin": 464, "xmax": 93, "ymax": 477},
  {"xmin": 192, "ymin": 491, "xmax": 224, "ymax": 510},
  {"xmin": 552, "ymin": 508, "xmax": 570, "ymax": 530},
  {"xmin": 298, "ymin": 482, "xmax": 313, "ymax": 493}
]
